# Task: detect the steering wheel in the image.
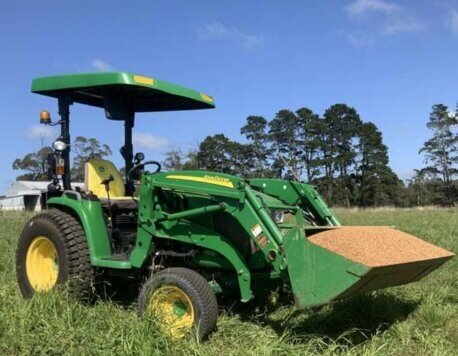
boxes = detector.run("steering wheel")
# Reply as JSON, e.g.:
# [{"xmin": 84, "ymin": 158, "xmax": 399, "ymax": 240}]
[{"xmin": 127, "ymin": 160, "xmax": 161, "ymax": 183}]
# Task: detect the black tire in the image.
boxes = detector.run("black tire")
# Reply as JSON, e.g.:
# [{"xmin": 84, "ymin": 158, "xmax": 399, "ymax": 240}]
[
  {"xmin": 16, "ymin": 209, "xmax": 95, "ymax": 300},
  {"xmin": 138, "ymin": 267, "xmax": 218, "ymax": 341}
]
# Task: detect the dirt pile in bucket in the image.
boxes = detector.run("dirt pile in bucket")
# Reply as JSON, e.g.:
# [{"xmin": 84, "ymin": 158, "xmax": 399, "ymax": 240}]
[{"xmin": 308, "ymin": 226, "xmax": 454, "ymax": 267}]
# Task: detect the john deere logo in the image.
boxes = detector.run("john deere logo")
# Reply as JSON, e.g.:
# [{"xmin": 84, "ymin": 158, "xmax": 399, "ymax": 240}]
[
  {"xmin": 203, "ymin": 175, "xmax": 231, "ymax": 185},
  {"xmin": 165, "ymin": 174, "xmax": 234, "ymax": 188}
]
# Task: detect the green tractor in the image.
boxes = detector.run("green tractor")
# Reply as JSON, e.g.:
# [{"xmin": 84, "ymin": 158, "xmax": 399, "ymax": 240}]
[{"xmin": 16, "ymin": 72, "xmax": 454, "ymax": 340}]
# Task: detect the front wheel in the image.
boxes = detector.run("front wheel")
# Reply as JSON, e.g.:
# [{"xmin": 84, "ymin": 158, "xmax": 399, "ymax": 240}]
[
  {"xmin": 16, "ymin": 209, "xmax": 95, "ymax": 300},
  {"xmin": 138, "ymin": 267, "xmax": 218, "ymax": 340}
]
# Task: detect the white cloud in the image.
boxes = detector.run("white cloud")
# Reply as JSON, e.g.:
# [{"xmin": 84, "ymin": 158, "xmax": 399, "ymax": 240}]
[
  {"xmin": 197, "ymin": 22, "xmax": 264, "ymax": 50},
  {"xmin": 344, "ymin": 0, "xmax": 424, "ymax": 41},
  {"xmin": 346, "ymin": 0, "xmax": 401, "ymax": 16},
  {"xmin": 27, "ymin": 125, "xmax": 55, "ymax": 140},
  {"xmin": 133, "ymin": 133, "xmax": 169, "ymax": 151},
  {"xmin": 382, "ymin": 16, "xmax": 425, "ymax": 35},
  {"xmin": 346, "ymin": 33, "xmax": 375, "ymax": 46},
  {"xmin": 448, "ymin": 9, "xmax": 458, "ymax": 35},
  {"xmin": 91, "ymin": 59, "xmax": 115, "ymax": 72}
]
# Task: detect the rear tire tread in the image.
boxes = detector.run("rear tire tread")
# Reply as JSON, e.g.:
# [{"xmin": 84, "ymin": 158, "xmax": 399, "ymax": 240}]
[{"xmin": 16, "ymin": 209, "xmax": 95, "ymax": 300}]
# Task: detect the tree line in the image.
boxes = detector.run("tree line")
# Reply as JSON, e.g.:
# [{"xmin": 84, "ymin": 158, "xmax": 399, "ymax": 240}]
[
  {"xmin": 163, "ymin": 103, "xmax": 457, "ymax": 207},
  {"xmin": 12, "ymin": 104, "xmax": 457, "ymax": 207}
]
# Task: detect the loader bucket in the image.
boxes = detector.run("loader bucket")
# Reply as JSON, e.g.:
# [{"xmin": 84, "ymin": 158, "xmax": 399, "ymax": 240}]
[{"xmin": 283, "ymin": 226, "xmax": 454, "ymax": 309}]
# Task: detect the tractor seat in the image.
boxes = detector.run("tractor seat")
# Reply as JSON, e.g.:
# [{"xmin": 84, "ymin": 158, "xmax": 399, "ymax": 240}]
[{"xmin": 84, "ymin": 158, "xmax": 137, "ymax": 210}]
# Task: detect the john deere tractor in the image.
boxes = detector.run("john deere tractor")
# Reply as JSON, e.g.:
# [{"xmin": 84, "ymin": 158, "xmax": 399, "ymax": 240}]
[{"xmin": 16, "ymin": 72, "xmax": 454, "ymax": 340}]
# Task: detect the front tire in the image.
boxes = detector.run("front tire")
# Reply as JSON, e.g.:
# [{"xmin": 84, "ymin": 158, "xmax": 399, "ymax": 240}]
[
  {"xmin": 138, "ymin": 267, "xmax": 218, "ymax": 340},
  {"xmin": 16, "ymin": 209, "xmax": 95, "ymax": 300}
]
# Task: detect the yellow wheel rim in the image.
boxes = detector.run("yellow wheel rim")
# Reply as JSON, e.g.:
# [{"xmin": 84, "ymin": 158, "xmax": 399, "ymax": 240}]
[
  {"xmin": 148, "ymin": 285, "xmax": 195, "ymax": 339},
  {"xmin": 26, "ymin": 236, "xmax": 59, "ymax": 291}
]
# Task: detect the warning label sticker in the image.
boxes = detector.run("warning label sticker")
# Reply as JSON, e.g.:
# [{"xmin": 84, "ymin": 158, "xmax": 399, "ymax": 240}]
[
  {"xmin": 250, "ymin": 224, "xmax": 263, "ymax": 238},
  {"xmin": 257, "ymin": 235, "xmax": 269, "ymax": 248}
]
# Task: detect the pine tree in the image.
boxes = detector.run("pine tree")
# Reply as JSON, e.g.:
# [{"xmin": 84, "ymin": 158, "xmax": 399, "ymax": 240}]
[
  {"xmin": 196, "ymin": 134, "xmax": 255, "ymax": 176},
  {"xmin": 419, "ymin": 104, "xmax": 458, "ymax": 205},
  {"xmin": 268, "ymin": 110, "xmax": 301, "ymax": 180},
  {"xmin": 322, "ymin": 104, "xmax": 362, "ymax": 206},
  {"xmin": 226, "ymin": 141, "xmax": 256, "ymax": 177},
  {"xmin": 296, "ymin": 107, "xmax": 323, "ymax": 182},
  {"xmin": 357, "ymin": 122, "xmax": 388, "ymax": 206},
  {"xmin": 197, "ymin": 134, "xmax": 232, "ymax": 173},
  {"xmin": 240, "ymin": 116, "xmax": 270, "ymax": 176}
]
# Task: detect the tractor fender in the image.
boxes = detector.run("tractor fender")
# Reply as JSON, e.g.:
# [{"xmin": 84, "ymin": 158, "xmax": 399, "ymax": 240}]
[{"xmin": 47, "ymin": 194, "xmax": 112, "ymax": 265}]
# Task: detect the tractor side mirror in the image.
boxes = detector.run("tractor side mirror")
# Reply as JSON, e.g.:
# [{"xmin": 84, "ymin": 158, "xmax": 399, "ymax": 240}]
[{"xmin": 134, "ymin": 152, "xmax": 145, "ymax": 164}]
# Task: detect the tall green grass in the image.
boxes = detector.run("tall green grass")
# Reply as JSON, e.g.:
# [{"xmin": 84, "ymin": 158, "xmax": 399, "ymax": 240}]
[{"xmin": 0, "ymin": 209, "xmax": 456, "ymax": 355}]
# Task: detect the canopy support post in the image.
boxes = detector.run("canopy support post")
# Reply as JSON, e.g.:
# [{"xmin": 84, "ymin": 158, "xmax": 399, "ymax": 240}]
[
  {"xmin": 58, "ymin": 97, "xmax": 72, "ymax": 191},
  {"xmin": 123, "ymin": 116, "xmax": 135, "ymax": 195}
]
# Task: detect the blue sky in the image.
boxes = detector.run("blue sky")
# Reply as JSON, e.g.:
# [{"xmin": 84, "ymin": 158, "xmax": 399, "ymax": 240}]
[{"xmin": 1, "ymin": 0, "xmax": 458, "ymax": 193}]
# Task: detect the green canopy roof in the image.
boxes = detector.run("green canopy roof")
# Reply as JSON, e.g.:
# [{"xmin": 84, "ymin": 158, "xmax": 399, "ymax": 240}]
[{"xmin": 31, "ymin": 72, "xmax": 215, "ymax": 112}]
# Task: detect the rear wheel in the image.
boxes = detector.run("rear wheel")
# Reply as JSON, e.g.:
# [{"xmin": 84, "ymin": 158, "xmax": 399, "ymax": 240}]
[
  {"xmin": 16, "ymin": 209, "xmax": 95, "ymax": 300},
  {"xmin": 138, "ymin": 267, "xmax": 218, "ymax": 340}
]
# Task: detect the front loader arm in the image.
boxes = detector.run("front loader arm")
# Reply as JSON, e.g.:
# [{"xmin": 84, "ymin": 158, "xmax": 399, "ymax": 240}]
[{"xmin": 249, "ymin": 178, "xmax": 340, "ymax": 226}]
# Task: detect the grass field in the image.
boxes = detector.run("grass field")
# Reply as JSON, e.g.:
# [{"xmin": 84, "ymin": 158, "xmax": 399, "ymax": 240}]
[{"xmin": 0, "ymin": 209, "xmax": 456, "ymax": 355}]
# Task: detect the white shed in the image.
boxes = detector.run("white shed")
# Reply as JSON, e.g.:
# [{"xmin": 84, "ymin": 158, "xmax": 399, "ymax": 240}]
[{"xmin": 0, "ymin": 181, "xmax": 84, "ymax": 211}]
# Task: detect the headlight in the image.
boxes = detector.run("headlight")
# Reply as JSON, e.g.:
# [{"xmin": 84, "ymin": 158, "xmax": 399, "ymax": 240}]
[{"xmin": 52, "ymin": 140, "xmax": 67, "ymax": 151}]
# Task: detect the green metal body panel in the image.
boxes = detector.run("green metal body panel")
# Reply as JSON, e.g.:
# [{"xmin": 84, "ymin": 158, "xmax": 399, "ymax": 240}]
[
  {"xmin": 32, "ymin": 72, "xmax": 214, "ymax": 112},
  {"xmin": 47, "ymin": 194, "xmax": 131, "ymax": 269}
]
